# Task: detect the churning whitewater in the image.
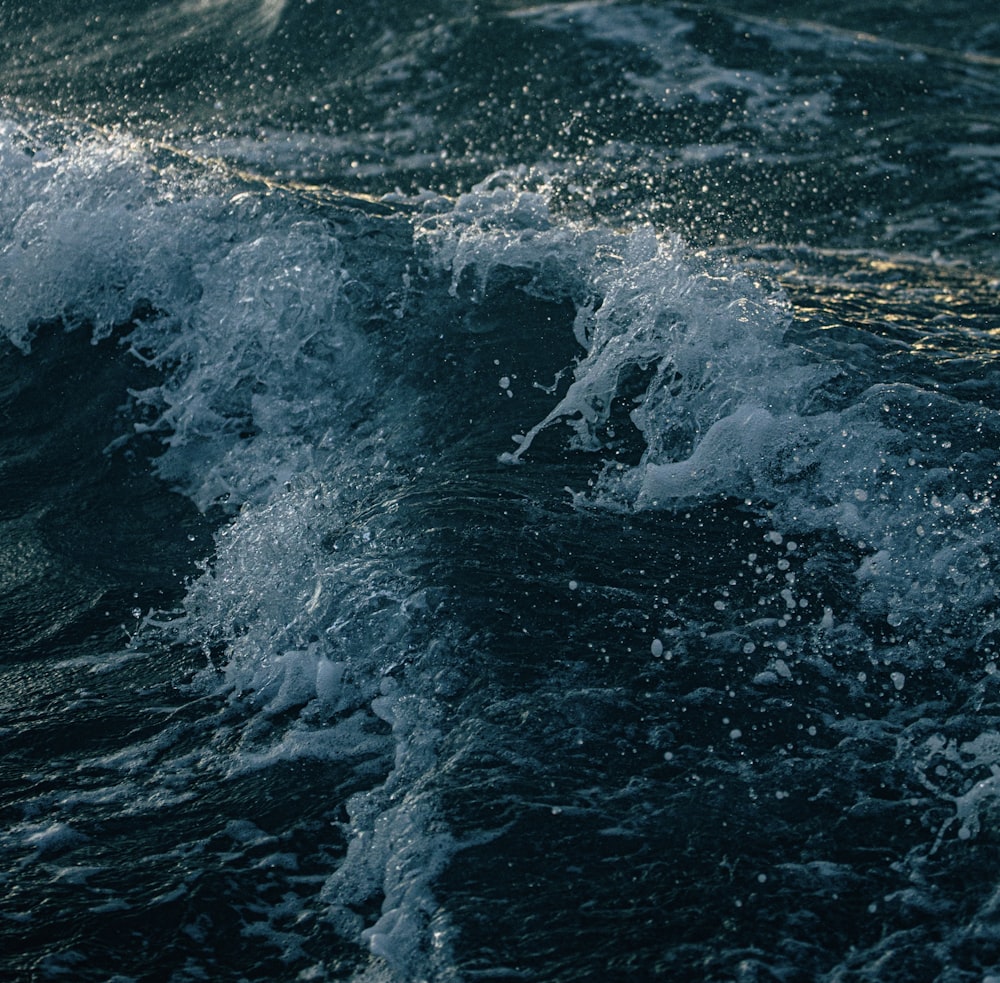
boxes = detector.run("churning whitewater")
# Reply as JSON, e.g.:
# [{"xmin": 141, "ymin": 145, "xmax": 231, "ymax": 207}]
[{"xmin": 2, "ymin": 1, "xmax": 999, "ymax": 981}]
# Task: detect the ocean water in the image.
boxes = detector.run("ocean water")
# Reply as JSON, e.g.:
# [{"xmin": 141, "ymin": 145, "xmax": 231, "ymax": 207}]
[{"xmin": 1, "ymin": 1, "xmax": 999, "ymax": 980}]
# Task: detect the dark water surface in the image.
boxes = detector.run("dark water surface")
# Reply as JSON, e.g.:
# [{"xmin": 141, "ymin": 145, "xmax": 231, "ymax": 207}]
[{"xmin": 2, "ymin": 2, "xmax": 999, "ymax": 980}]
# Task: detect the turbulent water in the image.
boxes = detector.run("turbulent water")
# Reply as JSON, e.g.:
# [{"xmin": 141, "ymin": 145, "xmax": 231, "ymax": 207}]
[{"xmin": 1, "ymin": 2, "xmax": 999, "ymax": 980}]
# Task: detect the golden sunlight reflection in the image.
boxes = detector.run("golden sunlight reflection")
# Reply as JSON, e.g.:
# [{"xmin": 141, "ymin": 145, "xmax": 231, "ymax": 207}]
[{"xmin": 767, "ymin": 250, "xmax": 1000, "ymax": 358}]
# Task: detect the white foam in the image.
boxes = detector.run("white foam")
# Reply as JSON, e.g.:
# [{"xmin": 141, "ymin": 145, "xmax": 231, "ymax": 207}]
[
  {"xmin": 0, "ymin": 119, "xmax": 370, "ymax": 511},
  {"xmin": 917, "ymin": 732, "xmax": 1000, "ymax": 852},
  {"xmin": 1, "ymin": 117, "xmax": 460, "ymax": 978},
  {"xmin": 420, "ymin": 174, "xmax": 1000, "ymax": 644},
  {"xmin": 419, "ymin": 178, "xmax": 798, "ymax": 474},
  {"xmin": 22, "ymin": 822, "xmax": 89, "ymax": 856},
  {"xmin": 8, "ymin": 119, "xmax": 999, "ymax": 977}
]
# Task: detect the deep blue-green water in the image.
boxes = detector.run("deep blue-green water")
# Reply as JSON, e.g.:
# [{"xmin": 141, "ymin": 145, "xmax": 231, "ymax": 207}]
[{"xmin": 1, "ymin": 2, "xmax": 999, "ymax": 980}]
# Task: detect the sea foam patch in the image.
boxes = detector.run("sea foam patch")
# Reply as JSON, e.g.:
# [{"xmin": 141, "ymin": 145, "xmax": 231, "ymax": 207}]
[
  {"xmin": 0, "ymin": 118, "xmax": 373, "ymax": 511},
  {"xmin": 418, "ymin": 175, "xmax": 1000, "ymax": 647},
  {"xmin": 1, "ymin": 117, "xmax": 456, "ymax": 977}
]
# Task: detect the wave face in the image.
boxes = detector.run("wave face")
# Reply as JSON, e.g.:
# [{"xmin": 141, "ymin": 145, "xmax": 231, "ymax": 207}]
[{"xmin": 2, "ymin": 2, "xmax": 1000, "ymax": 981}]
